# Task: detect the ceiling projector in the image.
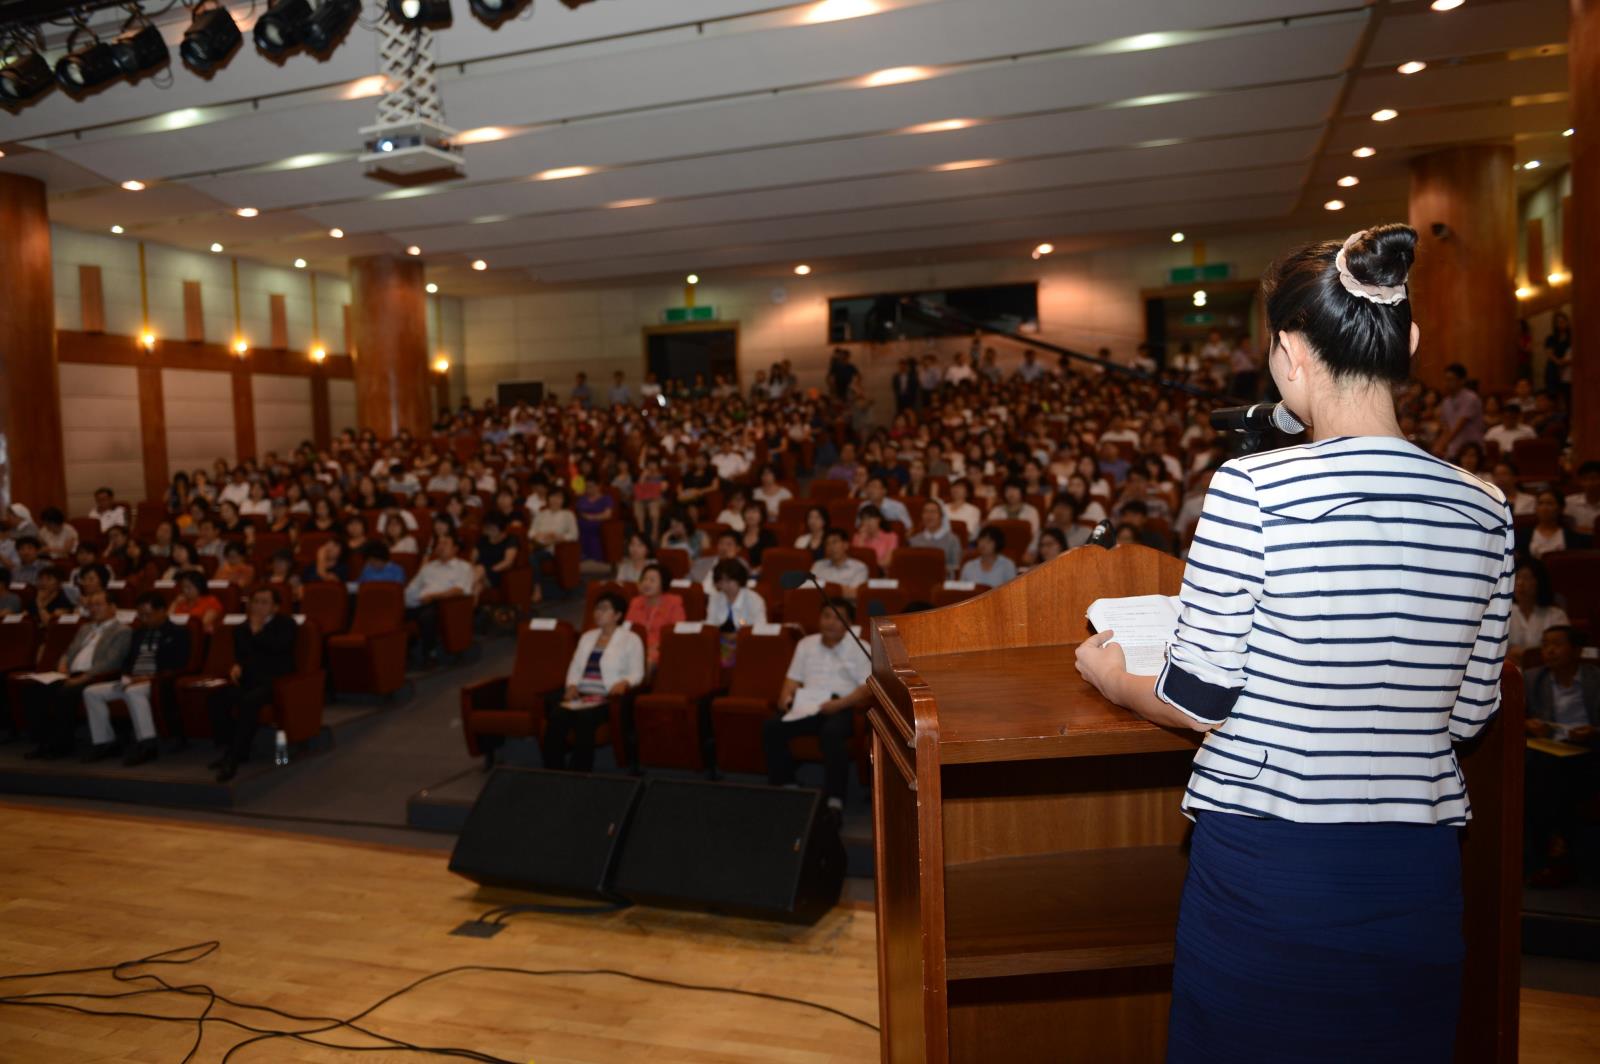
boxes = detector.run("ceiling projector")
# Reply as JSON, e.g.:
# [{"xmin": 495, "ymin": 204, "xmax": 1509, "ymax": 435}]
[{"xmin": 359, "ymin": 117, "xmax": 464, "ymax": 186}]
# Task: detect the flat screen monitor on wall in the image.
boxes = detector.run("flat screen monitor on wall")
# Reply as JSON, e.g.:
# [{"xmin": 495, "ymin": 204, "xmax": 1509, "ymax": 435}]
[
  {"xmin": 497, "ymin": 379, "xmax": 545, "ymax": 407},
  {"xmin": 827, "ymin": 283, "xmax": 1038, "ymax": 343}
]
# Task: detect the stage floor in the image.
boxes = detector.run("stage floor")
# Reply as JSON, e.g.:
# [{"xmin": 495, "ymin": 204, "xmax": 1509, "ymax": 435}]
[{"xmin": 1, "ymin": 802, "xmax": 1596, "ymax": 1063}]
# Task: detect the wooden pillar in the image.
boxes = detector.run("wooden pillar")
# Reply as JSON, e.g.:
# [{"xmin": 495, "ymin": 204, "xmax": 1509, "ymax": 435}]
[
  {"xmin": 1407, "ymin": 145, "xmax": 1518, "ymax": 394},
  {"xmin": 310, "ymin": 369, "xmax": 332, "ymax": 450},
  {"xmin": 0, "ymin": 173, "xmax": 66, "ymax": 511},
  {"xmin": 232, "ymin": 367, "xmax": 256, "ymax": 462},
  {"xmin": 137, "ymin": 365, "xmax": 169, "ymax": 503},
  {"xmin": 1573, "ymin": 0, "xmax": 1600, "ymax": 462},
  {"xmin": 348, "ymin": 255, "xmax": 430, "ymax": 438}
]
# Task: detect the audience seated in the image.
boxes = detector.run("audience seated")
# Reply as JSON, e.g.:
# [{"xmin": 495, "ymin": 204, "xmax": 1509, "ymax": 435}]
[
  {"xmin": 22, "ymin": 590, "xmax": 130, "ymax": 760},
  {"xmin": 81, "ymin": 591, "xmax": 191, "ymax": 765},
  {"xmin": 543, "ymin": 590, "xmax": 642, "ymax": 772},
  {"xmin": 812, "ymin": 528, "xmax": 869, "ymax": 598},
  {"xmin": 207, "ymin": 587, "xmax": 298, "ymax": 782},
  {"xmin": 1524, "ymin": 626, "xmax": 1600, "ymax": 887},
  {"xmin": 706, "ymin": 559, "xmax": 765, "ymax": 667},
  {"xmin": 624, "ymin": 564, "xmax": 685, "ymax": 671},
  {"xmin": 404, "ymin": 530, "xmax": 476, "ymax": 667},
  {"xmin": 960, "ymin": 525, "xmax": 1017, "ymax": 588},
  {"xmin": 170, "ymin": 570, "xmax": 224, "ymax": 633},
  {"xmin": 763, "ymin": 596, "xmax": 871, "ymax": 814}
]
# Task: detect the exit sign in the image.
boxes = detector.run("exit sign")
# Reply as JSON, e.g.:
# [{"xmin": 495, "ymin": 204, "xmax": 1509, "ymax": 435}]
[
  {"xmin": 662, "ymin": 306, "xmax": 717, "ymax": 323},
  {"xmin": 1168, "ymin": 263, "xmax": 1232, "ymax": 284},
  {"xmin": 1183, "ymin": 312, "xmax": 1215, "ymax": 325}
]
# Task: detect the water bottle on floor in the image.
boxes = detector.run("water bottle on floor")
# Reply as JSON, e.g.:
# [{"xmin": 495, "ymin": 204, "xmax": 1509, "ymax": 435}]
[{"xmin": 274, "ymin": 729, "xmax": 289, "ymax": 766}]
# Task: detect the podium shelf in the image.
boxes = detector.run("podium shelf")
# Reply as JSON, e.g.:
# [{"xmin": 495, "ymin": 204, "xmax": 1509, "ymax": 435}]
[
  {"xmin": 944, "ymin": 845, "xmax": 1188, "ymax": 981},
  {"xmin": 907, "ymin": 646, "xmax": 1199, "ymax": 764}
]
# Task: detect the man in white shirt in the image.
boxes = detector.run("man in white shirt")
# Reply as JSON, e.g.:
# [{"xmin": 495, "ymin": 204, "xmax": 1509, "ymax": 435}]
[
  {"xmin": 1484, "ymin": 402, "xmax": 1537, "ymax": 456},
  {"xmin": 762, "ymin": 597, "xmax": 872, "ymax": 813},
  {"xmin": 608, "ymin": 371, "xmax": 631, "ymax": 407},
  {"xmin": 918, "ymin": 354, "xmax": 944, "ymax": 393},
  {"xmin": 425, "ymin": 459, "xmax": 461, "ymax": 496},
  {"xmin": 1490, "ymin": 461, "xmax": 1537, "ymax": 517},
  {"xmin": 88, "ymin": 487, "xmax": 127, "ymax": 533},
  {"xmin": 811, "ymin": 529, "xmax": 870, "ymax": 598},
  {"xmin": 1564, "ymin": 461, "xmax": 1600, "ymax": 536},
  {"xmin": 944, "ymin": 352, "xmax": 976, "ymax": 386},
  {"xmin": 21, "ymin": 590, "xmax": 131, "ymax": 759},
  {"xmin": 711, "ymin": 441, "xmax": 751, "ymax": 482},
  {"xmin": 404, "ymin": 530, "xmax": 476, "ymax": 665},
  {"xmin": 1015, "ymin": 348, "xmax": 1047, "ymax": 382},
  {"xmin": 219, "ymin": 468, "xmax": 252, "ymax": 507}
]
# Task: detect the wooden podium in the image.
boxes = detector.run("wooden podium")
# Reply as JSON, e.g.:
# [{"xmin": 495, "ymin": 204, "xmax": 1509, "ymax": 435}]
[{"xmin": 866, "ymin": 544, "xmax": 1522, "ymax": 1064}]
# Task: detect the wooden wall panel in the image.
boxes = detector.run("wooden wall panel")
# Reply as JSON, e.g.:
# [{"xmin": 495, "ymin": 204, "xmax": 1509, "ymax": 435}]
[
  {"xmin": 57, "ymin": 330, "xmax": 353, "ymax": 377},
  {"xmin": 137, "ymin": 364, "xmax": 169, "ymax": 503},
  {"xmin": 252, "ymin": 374, "xmax": 313, "ymax": 458},
  {"xmin": 182, "ymin": 280, "xmax": 205, "ymax": 343},
  {"xmin": 1527, "ymin": 217, "xmax": 1546, "ymax": 283},
  {"xmin": 162, "ymin": 368, "xmax": 235, "ymax": 474},
  {"xmin": 311, "ymin": 371, "xmax": 332, "ymax": 449},
  {"xmin": 232, "ymin": 368, "xmax": 255, "ymax": 462},
  {"xmin": 0, "ymin": 173, "xmax": 66, "ymax": 511},
  {"xmin": 269, "ymin": 293, "xmax": 288, "ymax": 350},
  {"xmin": 78, "ymin": 265, "xmax": 105, "ymax": 334},
  {"xmin": 56, "ymin": 362, "xmax": 143, "ymax": 515},
  {"xmin": 1573, "ymin": 1, "xmax": 1599, "ymax": 460}
]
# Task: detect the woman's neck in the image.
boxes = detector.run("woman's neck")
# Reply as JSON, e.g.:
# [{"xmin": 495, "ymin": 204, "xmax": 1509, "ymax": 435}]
[{"xmin": 1303, "ymin": 379, "xmax": 1404, "ymax": 442}]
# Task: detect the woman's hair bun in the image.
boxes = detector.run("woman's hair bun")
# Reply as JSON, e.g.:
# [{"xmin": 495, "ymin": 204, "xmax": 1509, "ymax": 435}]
[{"xmin": 1342, "ymin": 223, "xmax": 1416, "ymax": 288}]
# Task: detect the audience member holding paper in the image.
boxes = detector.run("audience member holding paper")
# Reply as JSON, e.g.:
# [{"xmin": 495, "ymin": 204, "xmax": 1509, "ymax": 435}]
[
  {"xmin": 542, "ymin": 591, "xmax": 643, "ymax": 772},
  {"xmin": 1523, "ymin": 625, "xmax": 1600, "ymax": 887},
  {"xmin": 763, "ymin": 597, "xmax": 871, "ymax": 813},
  {"xmin": 22, "ymin": 590, "xmax": 131, "ymax": 760},
  {"xmin": 1072, "ymin": 224, "xmax": 1514, "ymax": 1062}
]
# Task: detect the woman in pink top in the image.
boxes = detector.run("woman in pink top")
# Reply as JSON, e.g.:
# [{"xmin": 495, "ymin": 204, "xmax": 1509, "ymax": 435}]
[
  {"xmin": 623, "ymin": 564, "xmax": 685, "ymax": 671},
  {"xmin": 851, "ymin": 505, "xmax": 899, "ymax": 568}
]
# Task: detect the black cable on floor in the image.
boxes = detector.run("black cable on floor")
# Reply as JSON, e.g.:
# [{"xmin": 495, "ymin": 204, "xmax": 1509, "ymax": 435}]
[{"xmin": 0, "ymin": 937, "xmax": 880, "ymax": 1063}]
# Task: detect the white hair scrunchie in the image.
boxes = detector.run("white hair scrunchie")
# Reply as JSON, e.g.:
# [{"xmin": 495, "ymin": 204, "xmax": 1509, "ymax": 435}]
[{"xmin": 1334, "ymin": 230, "xmax": 1408, "ymax": 305}]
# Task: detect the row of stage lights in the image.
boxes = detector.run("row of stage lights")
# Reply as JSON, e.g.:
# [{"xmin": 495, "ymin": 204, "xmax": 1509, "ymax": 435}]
[{"xmin": 0, "ymin": 0, "xmax": 595, "ymax": 107}]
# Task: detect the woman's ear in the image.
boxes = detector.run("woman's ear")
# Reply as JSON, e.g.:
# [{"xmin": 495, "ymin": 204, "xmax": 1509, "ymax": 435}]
[{"xmin": 1409, "ymin": 321, "xmax": 1421, "ymax": 357}]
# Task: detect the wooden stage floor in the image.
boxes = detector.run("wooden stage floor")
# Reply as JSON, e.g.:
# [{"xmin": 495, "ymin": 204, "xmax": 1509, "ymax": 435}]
[{"xmin": 0, "ymin": 801, "xmax": 1596, "ymax": 1063}]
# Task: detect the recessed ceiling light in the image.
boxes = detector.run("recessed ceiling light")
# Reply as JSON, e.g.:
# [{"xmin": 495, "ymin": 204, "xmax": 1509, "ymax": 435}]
[
  {"xmin": 236, "ymin": 207, "xmax": 259, "ymax": 218},
  {"xmin": 121, "ymin": 180, "xmax": 146, "ymax": 191},
  {"xmin": 1352, "ymin": 146, "xmax": 1377, "ymax": 158},
  {"xmin": 1397, "ymin": 61, "xmax": 1427, "ymax": 75},
  {"xmin": 686, "ymin": 273, "xmax": 700, "ymax": 285},
  {"xmin": 1324, "ymin": 199, "xmax": 1346, "ymax": 211},
  {"xmin": 455, "ymin": 126, "xmax": 511, "ymax": 145},
  {"xmin": 794, "ymin": 264, "xmax": 812, "ymax": 276},
  {"xmin": 328, "ymin": 227, "xmax": 344, "ymax": 238},
  {"xmin": 864, "ymin": 66, "xmax": 932, "ymax": 88},
  {"xmin": 1371, "ymin": 109, "xmax": 1398, "ymax": 122},
  {"xmin": 1170, "ymin": 231, "xmax": 1185, "ymax": 243},
  {"xmin": 110, "ymin": 225, "xmax": 124, "ymax": 234},
  {"xmin": 537, "ymin": 165, "xmax": 594, "ymax": 181},
  {"xmin": 903, "ymin": 118, "xmax": 975, "ymax": 134},
  {"xmin": 1564, "ymin": 128, "xmax": 1574, "ymax": 137},
  {"xmin": 406, "ymin": 245, "xmax": 421, "ymax": 256},
  {"xmin": 210, "ymin": 242, "xmax": 224, "ymax": 253},
  {"xmin": 932, "ymin": 158, "xmax": 998, "ymax": 172},
  {"xmin": 804, "ymin": 0, "xmax": 880, "ymax": 23},
  {"xmin": 1524, "ymin": 159, "xmax": 1542, "ymax": 169},
  {"xmin": 471, "ymin": 259, "xmax": 487, "ymax": 271},
  {"xmin": 1430, "ymin": 0, "xmax": 1464, "ymax": 10},
  {"xmin": 607, "ymin": 198, "xmax": 656, "ymax": 209},
  {"xmin": 426, "ymin": 282, "xmax": 439, "ymax": 293},
  {"xmin": 293, "ymin": 258, "xmax": 307, "ymax": 269},
  {"xmin": 1034, "ymin": 243, "xmax": 1054, "ymax": 256},
  {"xmin": 1337, "ymin": 175, "xmax": 1360, "ymax": 187}
]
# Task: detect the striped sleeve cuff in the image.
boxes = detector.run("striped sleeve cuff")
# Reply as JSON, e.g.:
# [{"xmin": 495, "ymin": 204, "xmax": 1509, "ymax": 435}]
[{"xmin": 1155, "ymin": 657, "xmax": 1241, "ymax": 724}]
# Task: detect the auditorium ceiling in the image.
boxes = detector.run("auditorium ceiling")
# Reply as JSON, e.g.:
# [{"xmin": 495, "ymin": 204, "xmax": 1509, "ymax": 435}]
[{"xmin": 0, "ymin": 0, "xmax": 1572, "ymax": 293}]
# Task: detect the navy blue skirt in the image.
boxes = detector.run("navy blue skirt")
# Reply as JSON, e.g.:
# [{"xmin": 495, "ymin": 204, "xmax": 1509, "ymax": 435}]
[{"xmin": 1167, "ymin": 812, "xmax": 1463, "ymax": 1064}]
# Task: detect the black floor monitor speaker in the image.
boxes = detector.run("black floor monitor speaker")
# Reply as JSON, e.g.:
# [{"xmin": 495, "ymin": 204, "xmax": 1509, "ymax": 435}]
[
  {"xmin": 449, "ymin": 767, "xmax": 643, "ymax": 898},
  {"xmin": 611, "ymin": 779, "xmax": 845, "ymax": 923}
]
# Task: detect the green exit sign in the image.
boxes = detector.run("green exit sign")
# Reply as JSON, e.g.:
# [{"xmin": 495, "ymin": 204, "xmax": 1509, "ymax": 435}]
[
  {"xmin": 1168, "ymin": 263, "xmax": 1232, "ymax": 284},
  {"xmin": 1183, "ymin": 312, "xmax": 1215, "ymax": 326},
  {"xmin": 662, "ymin": 306, "xmax": 717, "ymax": 323}
]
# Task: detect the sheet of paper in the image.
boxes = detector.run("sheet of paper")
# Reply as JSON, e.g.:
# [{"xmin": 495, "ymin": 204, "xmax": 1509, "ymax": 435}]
[
  {"xmin": 781, "ymin": 695, "xmax": 825, "ymax": 723},
  {"xmin": 1084, "ymin": 594, "xmax": 1183, "ymax": 677},
  {"xmin": 561, "ymin": 695, "xmax": 607, "ymax": 710},
  {"xmin": 21, "ymin": 671, "xmax": 68, "ymax": 684},
  {"xmin": 1527, "ymin": 736, "xmax": 1588, "ymax": 758}
]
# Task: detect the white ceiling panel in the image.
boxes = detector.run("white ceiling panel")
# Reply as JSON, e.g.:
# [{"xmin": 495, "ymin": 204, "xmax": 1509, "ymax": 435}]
[
  {"xmin": 1365, "ymin": 0, "xmax": 1568, "ymax": 66},
  {"xmin": 1343, "ymin": 54, "xmax": 1568, "ymax": 115}
]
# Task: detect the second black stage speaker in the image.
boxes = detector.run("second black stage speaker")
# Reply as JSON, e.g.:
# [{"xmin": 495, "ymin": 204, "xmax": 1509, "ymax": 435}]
[
  {"xmin": 448, "ymin": 767, "xmax": 642, "ymax": 898},
  {"xmin": 611, "ymin": 779, "xmax": 845, "ymax": 923}
]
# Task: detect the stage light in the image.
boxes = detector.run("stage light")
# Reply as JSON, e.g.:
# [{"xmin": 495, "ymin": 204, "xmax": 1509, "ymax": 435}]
[
  {"xmin": 211, "ymin": 242, "xmax": 225, "ymax": 252},
  {"xmin": 306, "ymin": 0, "xmax": 360, "ymax": 53},
  {"xmin": 1352, "ymin": 146, "xmax": 1376, "ymax": 158},
  {"xmin": 794, "ymin": 264, "xmax": 812, "ymax": 276},
  {"xmin": 1337, "ymin": 175, "xmax": 1360, "ymax": 187},
  {"xmin": 407, "ymin": 245, "xmax": 421, "ymax": 256},
  {"xmin": 388, "ymin": 0, "xmax": 452, "ymax": 27},
  {"xmin": 121, "ymin": 179, "xmax": 146, "ymax": 191},
  {"xmin": 236, "ymin": 207, "xmax": 259, "ymax": 218},
  {"xmin": 468, "ymin": 0, "xmax": 527, "ymax": 24},
  {"xmin": 471, "ymin": 259, "xmax": 487, "ymax": 271},
  {"xmin": 328, "ymin": 227, "xmax": 344, "ymax": 238},
  {"xmin": 109, "ymin": 22, "xmax": 168, "ymax": 79},
  {"xmin": 686, "ymin": 273, "xmax": 700, "ymax": 285},
  {"xmin": 310, "ymin": 345, "xmax": 327, "ymax": 362},
  {"xmin": 432, "ymin": 356, "xmax": 451, "ymax": 373},
  {"xmin": 181, "ymin": 1, "xmax": 243, "ymax": 73},
  {"xmin": 1430, "ymin": 0, "xmax": 1463, "ymax": 10},
  {"xmin": 1371, "ymin": 108, "xmax": 1398, "ymax": 122},
  {"xmin": 1324, "ymin": 199, "xmax": 1345, "ymax": 211},
  {"xmin": 1170, "ymin": 232, "xmax": 1185, "ymax": 243},
  {"xmin": 1397, "ymin": 61, "xmax": 1427, "ymax": 75},
  {"xmin": 56, "ymin": 40, "xmax": 121, "ymax": 95},
  {"xmin": 111, "ymin": 225, "xmax": 125, "ymax": 234},
  {"xmin": 426, "ymin": 282, "xmax": 439, "ymax": 293},
  {"xmin": 0, "ymin": 52, "xmax": 55, "ymax": 104},
  {"xmin": 139, "ymin": 328, "xmax": 157, "ymax": 349},
  {"xmin": 294, "ymin": 258, "xmax": 307, "ymax": 268},
  {"xmin": 254, "ymin": 0, "xmax": 313, "ymax": 55}
]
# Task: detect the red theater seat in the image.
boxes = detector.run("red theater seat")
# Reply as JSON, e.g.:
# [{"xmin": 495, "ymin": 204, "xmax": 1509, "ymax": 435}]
[
  {"xmin": 327, "ymin": 583, "xmax": 408, "ymax": 696},
  {"xmin": 630, "ymin": 624, "xmax": 722, "ymax": 772},
  {"xmin": 710, "ymin": 625, "xmax": 800, "ymax": 775},
  {"xmin": 459, "ymin": 620, "xmax": 577, "ymax": 763}
]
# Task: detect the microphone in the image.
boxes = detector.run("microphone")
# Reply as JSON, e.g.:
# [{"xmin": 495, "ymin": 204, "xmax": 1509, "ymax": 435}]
[
  {"xmin": 1209, "ymin": 402, "xmax": 1305, "ymax": 435},
  {"xmin": 779, "ymin": 568, "xmax": 875, "ymax": 662},
  {"xmin": 1085, "ymin": 519, "xmax": 1115, "ymax": 550}
]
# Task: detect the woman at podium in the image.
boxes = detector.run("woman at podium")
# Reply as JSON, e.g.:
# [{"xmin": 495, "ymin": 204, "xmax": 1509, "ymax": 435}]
[{"xmin": 1076, "ymin": 224, "xmax": 1515, "ymax": 1063}]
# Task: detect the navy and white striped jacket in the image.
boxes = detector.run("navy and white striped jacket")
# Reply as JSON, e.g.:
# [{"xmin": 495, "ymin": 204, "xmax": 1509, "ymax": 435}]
[{"xmin": 1154, "ymin": 435, "xmax": 1515, "ymax": 825}]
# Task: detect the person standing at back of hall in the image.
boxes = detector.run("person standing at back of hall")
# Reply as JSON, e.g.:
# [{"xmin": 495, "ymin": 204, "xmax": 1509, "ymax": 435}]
[{"xmin": 1075, "ymin": 224, "xmax": 1514, "ymax": 1064}]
